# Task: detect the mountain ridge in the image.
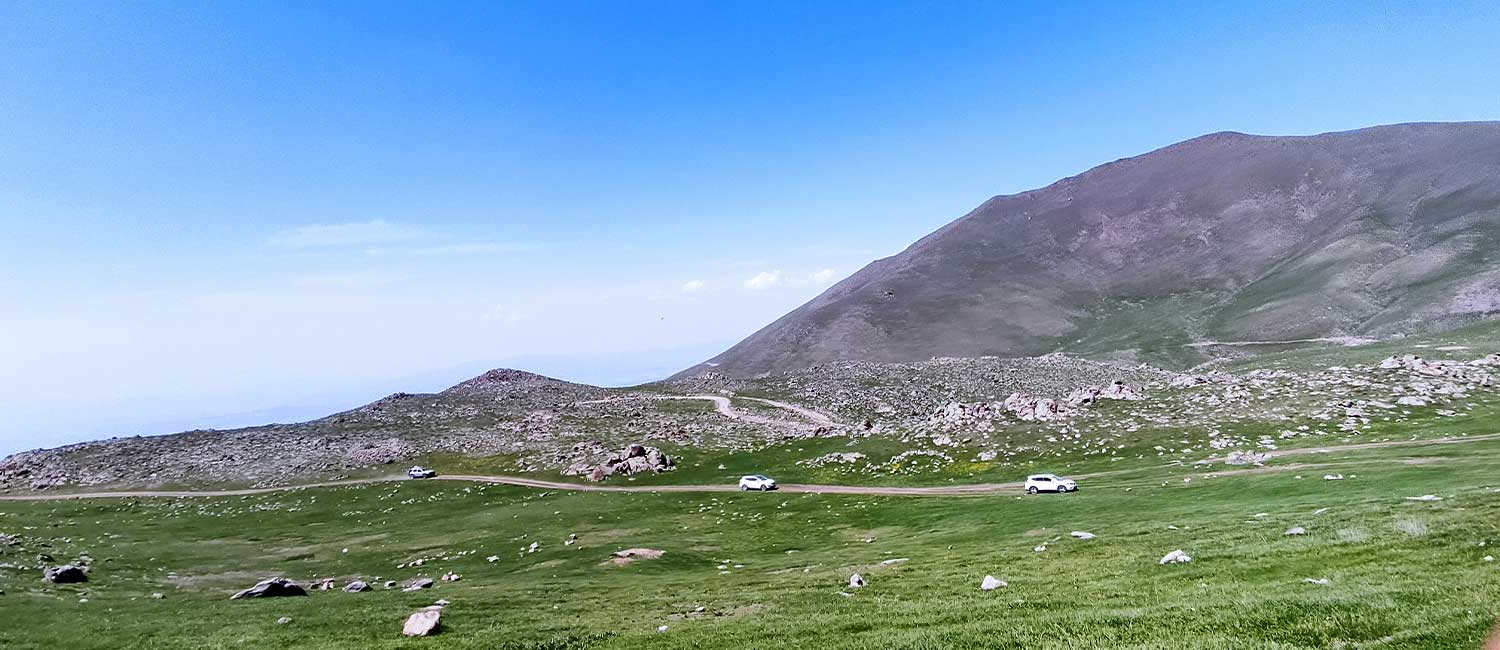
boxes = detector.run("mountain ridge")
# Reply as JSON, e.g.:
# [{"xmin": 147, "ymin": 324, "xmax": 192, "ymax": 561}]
[{"xmin": 680, "ymin": 121, "xmax": 1500, "ymax": 378}]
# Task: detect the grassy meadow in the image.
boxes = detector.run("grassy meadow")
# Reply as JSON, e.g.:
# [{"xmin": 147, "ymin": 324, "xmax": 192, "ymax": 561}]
[{"xmin": 4, "ymin": 433, "xmax": 1500, "ymax": 649}]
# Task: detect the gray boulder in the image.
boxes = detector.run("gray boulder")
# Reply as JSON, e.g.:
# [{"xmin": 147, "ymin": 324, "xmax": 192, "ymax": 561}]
[
  {"xmin": 343, "ymin": 580, "xmax": 371, "ymax": 593},
  {"xmin": 402, "ymin": 607, "xmax": 443, "ymax": 637},
  {"xmin": 43, "ymin": 565, "xmax": 88, "ymax": 584},
  {"xmin": 403, "ymin": 577, "xmax": 435, "ymax": 592},
  {"xmin": 230, "ymin": 577, "xmax": 307, "ymax": 600}
]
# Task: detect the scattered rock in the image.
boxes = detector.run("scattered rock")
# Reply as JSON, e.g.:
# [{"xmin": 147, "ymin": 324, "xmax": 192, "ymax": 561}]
[
  {"xmin": 403, "ymin": 578, "xmax": 435, "ymax": 592},
  {"xmin": 402, "ymin": 607, "xmax": 442, "ymax": 637},
  {"xmin": 231, "ymin": 578, "xmax": 307, "ymax": 600},
  {"xmin": 848, "ymin": 573, "xmax": 866, "ymax": 588},
  {"xmin": 1159, "ymin": 550, "xmax": 1192, "ymax": 565},
  {"xmin": 1323, "ymin": 474, "xmax": 1344, "ymax": 481},
  {"xmin": 1224, "ymin": 451, "xmax": 1268, "ymax": 466},
  {"xmin": 1070, "ymin": 531, "xmax": 1096, "ymax": 540},
  {"xmin": 1303, "ymin": 578, "xmax": 1330, "ymax": 585},
  {"xmin": 343, "ymin": 581, "xmax": 370, "ymax": 593},
  {"xmin": 1285, "ymin": 527, "xmax": 1307, "ymax": 536},
  {"xmin": 276, "ymin": 617, "xmax": 292, "ymax": 625},
  {"xmin": 1405, "ymin": 495, "xmax": 1443, "ymax": 502},
  {"xmin": 980, "ymin": 575, "xmax": 1006, "ymax": 590}
]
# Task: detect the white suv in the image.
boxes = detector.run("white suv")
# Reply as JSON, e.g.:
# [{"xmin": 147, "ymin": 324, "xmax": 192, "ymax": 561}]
[
  {"xmin": 407, "ymin": 466, "xmax": 437, "ymax": 479},
  {"xmin": 1025, "ymin": 474, "xmax": 1076, "ymax": 494},
  {"xmin": 738, "ymin": 475, "xmax": 778, "ymax": 491}
]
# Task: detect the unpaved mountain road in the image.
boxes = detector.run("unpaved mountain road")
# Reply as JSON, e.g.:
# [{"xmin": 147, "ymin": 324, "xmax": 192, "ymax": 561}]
[
  {"xmin": 581, "ymin": 394, "xmax": 837, "ymax": 429},
  {"xmin": 4, "ymin": 433, "xmax": 1495, "ymax": 502}
]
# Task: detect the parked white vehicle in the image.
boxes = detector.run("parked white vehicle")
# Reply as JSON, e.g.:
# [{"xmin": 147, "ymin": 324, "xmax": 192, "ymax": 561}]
[
  {"xmin": 738, "ymin": 475, "xmax": 778, "ymax": 491},
  {"xmin": 407, "ymin": 466, "xmax": 437, "ymax": 479},
  {"xmin": 1025, "ymin": 473, "xmax": 1076, "ymax": 494}
]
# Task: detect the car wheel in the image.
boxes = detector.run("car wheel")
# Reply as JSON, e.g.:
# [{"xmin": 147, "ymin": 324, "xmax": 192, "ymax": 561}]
[
  {"xmin": 1027, "ymin": 486, "xmax": 1038, "ymax": 494},
  {"xmin": 760, "ymin": 485, "xmax": 768, "ymax": 491},
  {"xmin": 741, "ymin": 485, "xmax": 749, "ymax": 491}
]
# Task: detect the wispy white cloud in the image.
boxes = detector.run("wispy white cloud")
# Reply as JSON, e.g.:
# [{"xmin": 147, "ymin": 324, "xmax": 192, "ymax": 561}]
[
  {"xmin": 365, "ymin": 242, "xmax": 539, "ymax": 257},
  {"xmin": 269, "ymin": 220, "xmax": 425, "ymax": 248},
  {"xmin": 744, "ymin": 270, "xmax": 782, "ymax": 290},
  {"xmin": 681, "ymin": 279, "xmax": 706, "ymax": 293},
  {"xmin": 811, "ymin": 268, "xmax": 838, "ymax": 284}
]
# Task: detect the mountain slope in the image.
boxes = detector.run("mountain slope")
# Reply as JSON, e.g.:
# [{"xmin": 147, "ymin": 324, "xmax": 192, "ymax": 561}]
[{"xmin": 686, "ymin": 122, "xmax": 1500, "ymax": 376}]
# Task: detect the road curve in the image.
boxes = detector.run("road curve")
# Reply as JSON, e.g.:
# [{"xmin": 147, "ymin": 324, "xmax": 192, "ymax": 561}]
[
  {"xmin": 659, "ymin": 395, "xmax": 836, "ymax": 429},
  {"xmin": 4, "ymin": 433, "xmax": 1494, "ymax": 502}
]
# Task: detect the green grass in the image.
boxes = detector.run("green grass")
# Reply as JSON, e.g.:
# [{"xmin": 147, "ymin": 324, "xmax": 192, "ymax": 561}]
[{"xmin": 4, "ymin": 434, "xmax": 1500, "ymax": 649}]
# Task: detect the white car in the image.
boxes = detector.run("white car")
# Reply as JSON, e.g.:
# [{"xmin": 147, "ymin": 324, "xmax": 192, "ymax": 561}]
[
  {"xmin": 407, "ymin": 466, "xmax": 437, "ymax": 479},
  {"xmin": 1025, "ymin": 473, "xmax": 1076, "ymax": 494},
  {"xmin": 738, "ymin": 475, "xmax": 778, "ymax": 491}
]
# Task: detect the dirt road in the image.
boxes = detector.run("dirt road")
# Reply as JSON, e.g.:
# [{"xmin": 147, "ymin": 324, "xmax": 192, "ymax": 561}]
[{"xmin": 657, "ymin": 394, "xmax": 836, "ymax": 429}]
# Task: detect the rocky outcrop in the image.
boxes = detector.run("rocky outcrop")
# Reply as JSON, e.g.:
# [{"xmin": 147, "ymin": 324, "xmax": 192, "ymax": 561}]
[
  {"xmin": 1003, "ymin": 393, "xmax": 1068, "ymax": 421},
  {"xmin": 1378, "ymin": 355, "xmax": 1492, "ymax": 384},
  {"xmin": 1065, "ymin": 381, "xmax": 1146, "ymax": 406},
  {"xmin": 565, "ymin": 444, "xmax": 675, "ymax": 482}
]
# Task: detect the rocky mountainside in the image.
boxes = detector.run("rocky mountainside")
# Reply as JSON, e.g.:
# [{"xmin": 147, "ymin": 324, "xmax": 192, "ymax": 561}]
[
  {"xmin": 685, "ymin": 122, "xmax": 1500, "ymax": 377},
  {"xmin": 0, "ymin": 369, "xmax": 724, "ymax": 491}
]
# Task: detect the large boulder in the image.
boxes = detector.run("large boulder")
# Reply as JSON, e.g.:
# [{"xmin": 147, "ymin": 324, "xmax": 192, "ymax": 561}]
[
  {"xmin": 43, "ymin": 565, "xmax": 88, "ymax": 584},
  {"xmin": 343, "ymin": 580, "xmax": 371, "ymax": 593},
  {"xmin": 230, "ymin": 577, "xmax": 307, "ymax": 600},
  {"xmin": 402, "ymin": 607, "xmax": 442, "ymax": 637}
]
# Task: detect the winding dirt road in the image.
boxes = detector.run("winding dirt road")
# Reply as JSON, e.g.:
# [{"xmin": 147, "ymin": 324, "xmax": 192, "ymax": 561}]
[
  {"xmin": 647, "ymin": 394, "xmax": 836, "ymax": 429},
  {"xmin": 4, "ymin": 432, "xmax": 1495, "ymax": 502}
]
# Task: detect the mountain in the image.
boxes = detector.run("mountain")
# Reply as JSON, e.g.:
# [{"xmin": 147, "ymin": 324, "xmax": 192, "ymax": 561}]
[{"xmin": 684, "ymin": 122, "xmax": 1500, "ymax": 377}]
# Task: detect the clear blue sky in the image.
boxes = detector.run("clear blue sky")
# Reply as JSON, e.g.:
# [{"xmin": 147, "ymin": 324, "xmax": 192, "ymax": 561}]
[{"xmin": 3, "ymin": 1, "xmax": 1499, "ymax": 453}]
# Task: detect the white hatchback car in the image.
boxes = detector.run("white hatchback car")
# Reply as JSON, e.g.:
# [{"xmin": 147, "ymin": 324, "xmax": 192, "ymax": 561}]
[
  {"xmin": 1025, "ymin": 473, "xmax": 1076, "ymax": 494},
  {"xmin": 738, "ymin": 475, "xmax": 778, "ymax": 491}
]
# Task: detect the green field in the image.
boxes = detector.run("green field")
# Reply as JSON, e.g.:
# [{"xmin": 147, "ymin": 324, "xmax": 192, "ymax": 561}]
[{"xmin": 4, "ymin": 433, "xmax": 1499, "ymax": 649}]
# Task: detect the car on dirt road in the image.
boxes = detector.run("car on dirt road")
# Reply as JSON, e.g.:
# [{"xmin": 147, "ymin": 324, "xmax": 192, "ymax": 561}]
[
  {"xmin": 1025, "ymin": 473, "xmax": 1076, "ymax": 494},
  {"xmin": 407, "ymin": 466, "xmax": 437, "ymax": 479},
  {"xmin": 738, "ymin": 475, "xmax": 778, "ymax": 491}
]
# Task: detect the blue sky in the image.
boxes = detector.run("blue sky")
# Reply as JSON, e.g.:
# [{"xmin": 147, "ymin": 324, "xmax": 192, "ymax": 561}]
[{"xmin": 3, "ymin": 1, "xmax": 1500, "ymax": 453}]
